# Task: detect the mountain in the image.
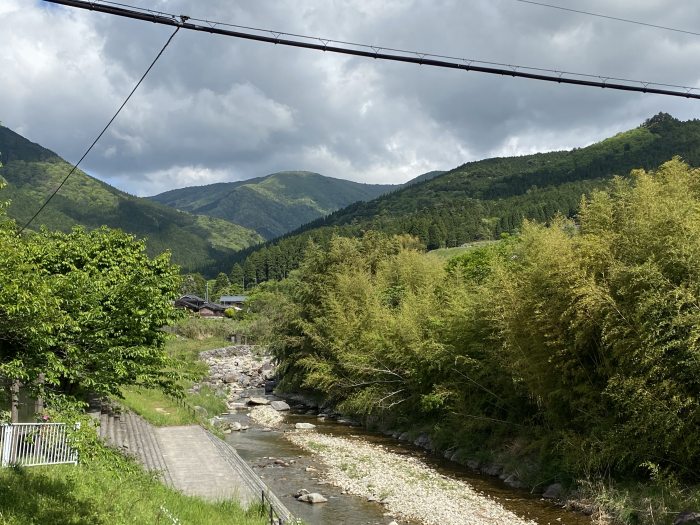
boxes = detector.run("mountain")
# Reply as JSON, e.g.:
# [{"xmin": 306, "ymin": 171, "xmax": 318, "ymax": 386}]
[
  {"xmin": 0, "ymin": 126, "xmax": 263, "ymax": 274},
  {"xmin": 148, "ymin": 171, "xmax": 395, "ymax": 239},
  {"xmin": 231, "ymin": 113, "xmax": 700, "ymax": 283},
  {"xmin": 404, "ymin": 170, "xmax": 446, "ymax": 185}
]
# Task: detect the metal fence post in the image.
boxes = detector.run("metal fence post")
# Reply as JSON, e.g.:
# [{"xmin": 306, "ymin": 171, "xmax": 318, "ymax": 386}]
[{"xmin": 1, "ymin": 425, "xmax": 13, "ymax": 467}]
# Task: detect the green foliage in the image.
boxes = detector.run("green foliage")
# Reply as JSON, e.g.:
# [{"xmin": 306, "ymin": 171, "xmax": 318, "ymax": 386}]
[
  {"xmin": 0, "ymin": 443, "xmax": 265, "ymax": 525},
  {"xmin": 271, "ymin": 159, "xmax": 700, "ymax": 522},
  {"xmin": 0, "ymin": 199, "xmax": 186, "ymax": 408},
  {"xmin": 495, "ymin": 158, "xmax": 700, "ymax": 476},
  {"xmin": 171, "ymin": 317, "xmax": 237, "ymax": 341}
]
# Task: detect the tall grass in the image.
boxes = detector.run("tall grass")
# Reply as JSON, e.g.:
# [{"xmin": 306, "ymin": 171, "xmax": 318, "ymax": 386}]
[{"xmin": 119, "ymin": 335, "xmax": 228, "ymax": 427}]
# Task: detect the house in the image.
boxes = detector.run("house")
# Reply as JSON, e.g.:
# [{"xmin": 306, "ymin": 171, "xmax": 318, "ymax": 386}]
[
  {"xmin": 219, "ymin": 295, "xmax": 248, "ymax": 310},
  {"xmin": 175, "ymin": 295, "xmax": 226, "ymax": 317}
]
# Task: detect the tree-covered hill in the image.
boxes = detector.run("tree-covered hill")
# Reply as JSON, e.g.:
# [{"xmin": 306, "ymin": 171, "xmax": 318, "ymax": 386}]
[
  {"xmin": 229, "ymin": 113, "xmax": 700, "ymax": 285},
  {"xmin": 0, "ymin": 126, "xmax": 262, "ymax": 274},
  {"xmin": 149, "ymin": 171, "xmax": 396, "ymax": 239}
]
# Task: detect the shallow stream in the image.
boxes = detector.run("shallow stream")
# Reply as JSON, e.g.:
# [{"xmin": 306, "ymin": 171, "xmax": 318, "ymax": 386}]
[{"xmin": 222, "ymin": 399, "xmax": 591, "ymax": 525}]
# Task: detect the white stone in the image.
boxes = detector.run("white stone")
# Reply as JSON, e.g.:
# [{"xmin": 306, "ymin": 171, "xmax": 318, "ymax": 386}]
[{"xmin": 295, "ymin": 422, "xmax": 316, "ymax": 430}]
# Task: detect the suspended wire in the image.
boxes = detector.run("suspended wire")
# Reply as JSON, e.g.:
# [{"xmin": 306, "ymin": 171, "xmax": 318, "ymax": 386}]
[
  {"xmin": 49, "ymin": 0, "xmax": 700, "ymax": 98},
  {"xmin": 18, "ymin": 24, "xmax": 181, "ymax": 234},
  {"xmin": 511, "ymin": 0, "xmax": 700, "ymax": 38}
]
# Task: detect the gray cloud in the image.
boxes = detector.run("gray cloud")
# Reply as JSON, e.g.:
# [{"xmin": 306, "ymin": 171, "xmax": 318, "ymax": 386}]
[{"xmin": 3, "ymin": 0, "xmax": 700, "ymax": 196}]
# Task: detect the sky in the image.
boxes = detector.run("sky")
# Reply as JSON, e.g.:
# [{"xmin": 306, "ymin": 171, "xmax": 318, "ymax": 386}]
[{"xmin": 2, "ymin": 0, "xmax": 700, "ymax": 196}]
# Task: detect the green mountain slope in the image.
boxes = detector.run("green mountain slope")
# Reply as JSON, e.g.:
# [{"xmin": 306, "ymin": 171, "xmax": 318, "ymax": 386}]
[
  {"xmin": 0, "ymin": 126, "xmax": 263, "ymax": 274},
  {"xmin": 149, "ymin": 171, "xmax": 395, "ymax": 239},
  {"xmin": 230, "ymin": 113, "xmax": 700, "ymax": 284}
]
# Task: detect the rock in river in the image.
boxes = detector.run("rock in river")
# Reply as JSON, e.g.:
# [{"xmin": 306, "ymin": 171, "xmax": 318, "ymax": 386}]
[
  {"xmin": 270, "ymin": 400, "xmax": 291, "ymax": 411},
  {"xmin": 295, "ymin": 422, "xmax": 316, "ymax": 430},
  {"xmin": 297, "ymin": 492, "xmax": 328, "ymax": 504},
  {"xmin": 248, "ymin": 397, "xmax": 270, "ymax": 405}
]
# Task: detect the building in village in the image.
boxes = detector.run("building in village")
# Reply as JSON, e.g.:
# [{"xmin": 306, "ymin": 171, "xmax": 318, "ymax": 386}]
[{"xmin": 174, "ymin": 295, "xmax": 226, "ymax": 317}]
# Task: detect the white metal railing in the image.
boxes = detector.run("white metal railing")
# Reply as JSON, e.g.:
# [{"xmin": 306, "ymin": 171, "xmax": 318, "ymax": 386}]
[{"xmin": 0, "ymin": 423, "xmax": 78, "ymax": 467}]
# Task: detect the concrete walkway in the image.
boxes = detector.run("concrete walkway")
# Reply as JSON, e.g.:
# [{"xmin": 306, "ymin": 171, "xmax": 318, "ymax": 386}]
[
  {"xmin": 154, "ymin": 425, "xmax": 256, "ymax": 505},
  {"xmin": 98, "ymin": 411, "xmax": 256, "ymax": 506}
]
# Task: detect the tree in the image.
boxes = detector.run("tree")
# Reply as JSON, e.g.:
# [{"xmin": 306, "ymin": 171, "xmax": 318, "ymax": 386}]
[
  {"xmin": 2, "ymin": 226, "xmax": 183, "ymax": 401},
  {"xmin": 180, "ymin": 273, "xmax": 206, "ymax": 297},
  {"xmin": 229, "ymin": 263, "xmax": 244, "ymax": 289},
  {"xmin": 212, "ymin": 272, "xmax": 230, "ymax": 297}
]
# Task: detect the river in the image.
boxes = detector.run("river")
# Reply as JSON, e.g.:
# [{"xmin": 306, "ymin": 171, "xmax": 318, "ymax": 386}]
[{"xmin": 221, "ymin": 401, "xmax": 591, "ymax": 525}]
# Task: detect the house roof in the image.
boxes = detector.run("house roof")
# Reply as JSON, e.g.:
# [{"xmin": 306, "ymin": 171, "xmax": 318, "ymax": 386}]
[
  {"xmin": 219, "ymin": 295, "xmax": 248, "ymax": 302},
  {"xmin": 175, "ymin": 295, "xmax": 226, "ymax": 312}
]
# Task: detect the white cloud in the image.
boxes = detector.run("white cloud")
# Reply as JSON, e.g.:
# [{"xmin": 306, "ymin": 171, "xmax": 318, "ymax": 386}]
[{"xmin": 3, "ymin": 0, "xmax": 700, "ymax": 197}]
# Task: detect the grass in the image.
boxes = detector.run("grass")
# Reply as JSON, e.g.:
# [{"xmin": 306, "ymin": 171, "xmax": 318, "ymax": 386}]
[
  {"xmin": 120, "ymin": 335, "xmax": 229, "ymax": 427},
  {"xmin": 578, "ymin": 478, "xmax": 700, "ymax": 525},
  {"xmin": 0, "ymin": 446, "xmax": 267, "ymax": 525}
]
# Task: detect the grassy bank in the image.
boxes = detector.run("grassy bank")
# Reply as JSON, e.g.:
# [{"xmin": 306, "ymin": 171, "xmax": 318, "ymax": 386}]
[
  {"xmin": 0, "ymin": 446, "xmax": 266, "ymax": 525},
  {"xmin": 120, "ymin": 335, "xmax": 229, "ymax": 427}
]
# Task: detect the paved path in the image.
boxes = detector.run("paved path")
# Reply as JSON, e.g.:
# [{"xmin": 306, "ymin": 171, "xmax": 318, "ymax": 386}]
[
  {"xmin": 97, "ymin": 411, "xmax": 256, "ymax": 506},
  {"xmin": 153, "ymin": 425, "xmax": 256, "ymax": 505}
]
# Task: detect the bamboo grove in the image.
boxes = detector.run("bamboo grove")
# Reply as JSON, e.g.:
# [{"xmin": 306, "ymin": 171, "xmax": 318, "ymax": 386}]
[{"xmin": 269, "ymin": 158, "xmax": 700, "ymax": 484}]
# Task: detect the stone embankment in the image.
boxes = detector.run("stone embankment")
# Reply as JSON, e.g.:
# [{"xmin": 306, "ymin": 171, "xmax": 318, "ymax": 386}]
[{"xmin": 288, "ymin": 430, "xmax": 536, "ymax": 525}]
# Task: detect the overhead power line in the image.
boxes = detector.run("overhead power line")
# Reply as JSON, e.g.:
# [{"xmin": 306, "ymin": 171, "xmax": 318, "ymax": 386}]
[
  {"xmin": 44, "ymin": 0, "xmax": 700, "ymax": 100},
  {"xmin": 19, "ymin": 23, "xmax": 181, "ymax": 234},
  {"xmin": 511, "ymin": 0, "xmax": 700, "ymax": 38}
]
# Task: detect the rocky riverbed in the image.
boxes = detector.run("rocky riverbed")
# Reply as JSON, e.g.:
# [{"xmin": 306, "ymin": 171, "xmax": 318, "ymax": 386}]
[
  {"xmin": 287, "ymin": 430, "xmax": 537, "ymax": 525},
  {"xmin": 196, "ymin": 345, "xmax": 275, "ymax": 410}
]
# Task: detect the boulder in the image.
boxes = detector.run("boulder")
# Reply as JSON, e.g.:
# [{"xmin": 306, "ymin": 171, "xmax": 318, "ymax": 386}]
[
  {"xmin": 223, "ymin": 374, "xmax": 238, "ymax": 384},
  {"xmin": 413, "ymin": 433, "xmax": 433, "ymax": 450},
  {"xmin": 297, "ymin": 492, "xmax": 328, "ymax": 504},
  {"xmin": 542, "ymin": 483, "xmax": 563, "ymax": 499},
  {"xmin": 248, "ymin": 397, "xmax": 270, "ymax": 405},
  {"xmin": 293, "ymin": 489, "xmax": 309, "ymax": 498},
  {"xmin": 504, "ymin": 474, "xmax": 526, "ymax": 489},
  {"xmin": 480, "ymin": 463, "xmax": 503, "ymax": 477},
  {"xmin": 466, "ymin": 459, "xmax": 480, "ymax": 470},
  {"xmin": 674, "ymin": 511, "xmax": 700, "ymax": 525},
  {"xmin": 295, "ymin": 422, "xmax": 316, "ymax": 430},
  {"xmin": 270, "ymin": 400, "xmax": 291, "ymax": 411}
]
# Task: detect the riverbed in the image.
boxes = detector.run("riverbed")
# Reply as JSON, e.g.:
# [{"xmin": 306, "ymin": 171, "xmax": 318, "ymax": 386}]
[{"xmin": 222, "ymin": 406, "xmax": 592, "ymax": 525}]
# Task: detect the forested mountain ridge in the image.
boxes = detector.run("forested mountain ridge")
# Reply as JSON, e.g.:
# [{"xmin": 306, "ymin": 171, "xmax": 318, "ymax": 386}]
[
  {"xmin": 0, "ymin": 125, "xmax": 263, "ymax": 274},
  {"xmin": 229, "ymin": 113, "xmax": 700, "ymax": 285},
  {"xmin": 149, "ymin": 171, "xmax": 395, "ymax": 239}
]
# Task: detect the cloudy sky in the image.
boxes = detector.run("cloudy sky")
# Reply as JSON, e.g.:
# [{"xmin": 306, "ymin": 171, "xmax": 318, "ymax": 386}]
[{"xmin": 2, "ymin": 0, "xmax": 700, "ymax": 196}]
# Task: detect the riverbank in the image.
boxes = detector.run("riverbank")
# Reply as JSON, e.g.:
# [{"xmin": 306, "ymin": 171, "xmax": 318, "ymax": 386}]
[
  {"xmin": 287, "ymin": 430, "xmax": 536, "ymax": 525},
  {"xmin": 0, "ymin": 444, "xmax": 266, "ymax": 525}
]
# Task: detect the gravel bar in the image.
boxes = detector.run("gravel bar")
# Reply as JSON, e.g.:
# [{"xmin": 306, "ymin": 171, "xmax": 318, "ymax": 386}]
[{"xmin": 287, "ymin": 431, "xmax": 537, "ymax": 525}]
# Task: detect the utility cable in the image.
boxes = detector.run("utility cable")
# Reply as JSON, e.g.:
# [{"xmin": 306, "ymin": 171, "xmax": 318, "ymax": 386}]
[
  {"xmin": 44, "ymin": 0, "xmax": 700, "ymax": 100},
  {"xmin": 18, "ymin": 24, "xmax": 181, "ymax": 234},
  {"xmin": 511, "ymin": 0, "xmax": 700, "ymax": 38}
]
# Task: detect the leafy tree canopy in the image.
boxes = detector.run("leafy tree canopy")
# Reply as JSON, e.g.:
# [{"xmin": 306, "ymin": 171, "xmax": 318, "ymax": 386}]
[{"xmin": 0, "ymin": 186, "xmax": 183, "ymax": 402}]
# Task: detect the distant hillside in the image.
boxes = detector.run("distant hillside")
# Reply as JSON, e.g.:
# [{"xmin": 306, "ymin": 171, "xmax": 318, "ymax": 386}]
[
  {"xmin": 405, "ymin": 170, "xmax": 446, "ymax": 185},
  {"xmin": 229, "ymin": 113, "xmax": 700, "ymax": 284},
  {"xmin": 149, "ymin": 171, "xmax": 395, "ymax": 239},
  {"xmin": 0, "ymin": 126, "xmax": 263, "ymax": 274}
]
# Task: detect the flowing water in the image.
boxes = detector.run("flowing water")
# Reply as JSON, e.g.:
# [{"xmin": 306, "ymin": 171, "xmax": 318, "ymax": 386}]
[{"xmin": 223, "ymin": 400, "xmax": 591, "ymax": 525}]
